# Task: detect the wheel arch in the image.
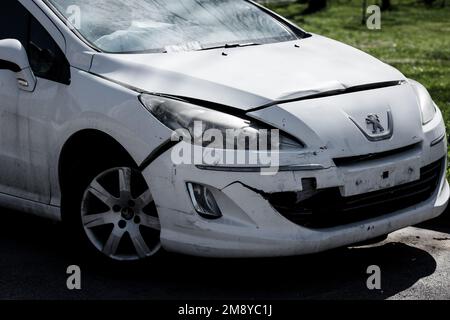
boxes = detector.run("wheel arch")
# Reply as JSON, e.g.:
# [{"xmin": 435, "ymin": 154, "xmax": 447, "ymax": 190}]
[{"xmin": 58, "ymin": 129, "xmax": 138, "ymax": 204}]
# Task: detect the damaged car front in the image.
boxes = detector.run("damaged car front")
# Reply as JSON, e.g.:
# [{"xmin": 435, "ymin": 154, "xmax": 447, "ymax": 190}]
[
  {"xmin": 43, "ymin": 0, "xmax": 448, "ymax": 260},
  {"xmin": 138, "ymin": 79, "xmax": 448, "ymax": 258}
]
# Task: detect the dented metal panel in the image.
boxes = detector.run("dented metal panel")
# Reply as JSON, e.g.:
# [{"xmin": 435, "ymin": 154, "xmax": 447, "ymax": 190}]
[{"xmin": 88, "ymin": 35, "xmax": 406, "ymax": 110}]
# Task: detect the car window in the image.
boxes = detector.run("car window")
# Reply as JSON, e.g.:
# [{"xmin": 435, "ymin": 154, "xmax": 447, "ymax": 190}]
[
  {"xmin": 28, "ymin": 16, "xmax": 71, "ymax": 84},
  {"xmin": 0, "ymin": 1, "xmax": 70, "ymax": 84},
  {"xmin": 47, "ymin": 0, "xmax": 300, "ymax": 54}
]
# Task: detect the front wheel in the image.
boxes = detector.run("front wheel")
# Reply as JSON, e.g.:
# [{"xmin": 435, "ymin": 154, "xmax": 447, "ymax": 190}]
[{"xmin": 80, "ymin": 167, "xmax": 161, "ymax": 261}]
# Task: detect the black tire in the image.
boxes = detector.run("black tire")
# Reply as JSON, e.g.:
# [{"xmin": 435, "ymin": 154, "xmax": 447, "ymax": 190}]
[{"xmin": 61, "ymin": 147, "xmax": 161, "ymax": 264}]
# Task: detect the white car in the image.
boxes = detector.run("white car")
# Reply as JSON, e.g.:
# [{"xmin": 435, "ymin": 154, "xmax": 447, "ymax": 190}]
[{"xmin": 0, "ymin": 0, "xmax": 448, "ymax": 262}]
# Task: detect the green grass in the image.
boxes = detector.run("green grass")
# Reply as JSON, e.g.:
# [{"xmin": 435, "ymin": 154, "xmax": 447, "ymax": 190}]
[{"xmin": 269, "ymin": 0, "xmax": 450, "ymax": 136}]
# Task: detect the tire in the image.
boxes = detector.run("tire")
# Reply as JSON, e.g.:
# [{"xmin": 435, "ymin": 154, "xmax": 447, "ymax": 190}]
[{"xmin": 62, "ymin": 155, "xmax": 161, "ymax": 263}]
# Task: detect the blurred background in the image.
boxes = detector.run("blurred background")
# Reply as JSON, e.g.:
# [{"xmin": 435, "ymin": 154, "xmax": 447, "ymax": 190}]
[{"xmin": 257, "ymin": 0, "xmax": 449, "ymax": 152}]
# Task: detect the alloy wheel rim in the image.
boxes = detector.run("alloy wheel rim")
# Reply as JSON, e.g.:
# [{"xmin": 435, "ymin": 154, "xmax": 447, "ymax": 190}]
[{"xmin": 81, "ymin": 167, "xmax": 161, "ymax": 261}]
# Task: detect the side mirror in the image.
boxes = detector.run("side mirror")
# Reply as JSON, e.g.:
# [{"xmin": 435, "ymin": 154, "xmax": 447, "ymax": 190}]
[{"xmin": 0, "ymin": 39, "xmax": 36, "ymax": 92}]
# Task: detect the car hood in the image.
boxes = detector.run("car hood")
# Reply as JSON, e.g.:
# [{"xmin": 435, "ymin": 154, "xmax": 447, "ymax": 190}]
[{"xmin": 89, "ymin": 34, "xmax": 406, "ymax": 110}]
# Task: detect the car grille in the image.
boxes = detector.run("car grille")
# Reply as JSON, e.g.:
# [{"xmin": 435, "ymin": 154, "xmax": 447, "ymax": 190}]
[{"xmin": 267, "ymin": 158, "xmax": 444, "ymax": 229}]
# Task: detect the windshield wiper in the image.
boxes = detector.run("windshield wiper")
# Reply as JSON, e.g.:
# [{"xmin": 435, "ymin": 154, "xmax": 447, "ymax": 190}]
[{"xmin": 199, "ymin": 42, "xmax": 261, "ymax": 51}]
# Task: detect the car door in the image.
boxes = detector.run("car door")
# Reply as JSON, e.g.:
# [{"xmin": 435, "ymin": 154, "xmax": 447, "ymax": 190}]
[{"xmin": 0, "ymin": 1, "xmax": 70, "ymax": 204}]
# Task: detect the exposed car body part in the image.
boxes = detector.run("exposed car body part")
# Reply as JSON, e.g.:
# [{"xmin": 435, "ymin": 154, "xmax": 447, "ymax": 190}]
[
  {"xmin": 0, "ymin": 0, "xmax": 447, "ymax": 261},
  {"xmin": 267, "ymin": 158, "xmax": 444, "ymax": 229}
]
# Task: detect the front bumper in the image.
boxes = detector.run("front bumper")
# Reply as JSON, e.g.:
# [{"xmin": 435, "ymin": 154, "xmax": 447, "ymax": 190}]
[{"xmin": 142, "ymin": 109, "xmax": 449, "ymax": 258}]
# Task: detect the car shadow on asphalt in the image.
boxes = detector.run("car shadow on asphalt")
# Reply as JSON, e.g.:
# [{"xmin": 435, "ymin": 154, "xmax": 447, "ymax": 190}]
[{"xmin": 0, "ymin": 209, "xmax": 438, "ymax": 300}]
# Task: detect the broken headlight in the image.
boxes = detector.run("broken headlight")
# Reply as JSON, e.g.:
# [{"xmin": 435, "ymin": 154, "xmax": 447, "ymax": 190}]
[
  {"xmin": 139, "ymin": 94, "xmax": 303, "ymax": 151},
  {"xmin": 409, "ymin": 79, "xmax": 437, "ymax": 125}
]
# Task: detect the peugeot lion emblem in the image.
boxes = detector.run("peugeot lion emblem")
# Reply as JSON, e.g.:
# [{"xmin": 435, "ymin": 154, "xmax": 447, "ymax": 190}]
[
  {"xmin": 365, "ymin": 114, "xmax": 385, "ymax": 134},
  {"xmin": 349, "ymin": 110, "xmax": 394, "ymax": 142}
]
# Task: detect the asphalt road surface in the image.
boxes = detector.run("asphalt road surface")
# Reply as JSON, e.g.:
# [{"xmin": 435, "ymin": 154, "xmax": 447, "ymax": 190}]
[{"xmin": 0, "ymin": 208, "xmax": 449, "ymax": 300}]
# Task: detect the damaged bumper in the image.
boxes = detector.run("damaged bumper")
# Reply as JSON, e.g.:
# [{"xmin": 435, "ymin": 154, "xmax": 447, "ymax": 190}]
[{"xmin": 141, "ymin": 106, "xmax": 449, "ymax": 258}]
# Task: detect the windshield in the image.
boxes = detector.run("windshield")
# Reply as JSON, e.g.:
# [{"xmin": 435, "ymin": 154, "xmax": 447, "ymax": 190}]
[
  {"xmin": 48, "ymin": 0, "xmax": 297, "ymax": 53},
  {"xmin": 47, "ymin": 0, "xmax": 299, "ymax": 53}
]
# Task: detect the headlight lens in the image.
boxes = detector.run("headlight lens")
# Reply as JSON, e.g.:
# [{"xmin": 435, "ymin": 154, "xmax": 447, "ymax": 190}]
[
  {"xmin": 140, "ymin": 94, "xmax": 303, "ymax": 151},
  {"xmin": 409, "ymin": 79, "xmax": 437, "ymax": 125}
]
